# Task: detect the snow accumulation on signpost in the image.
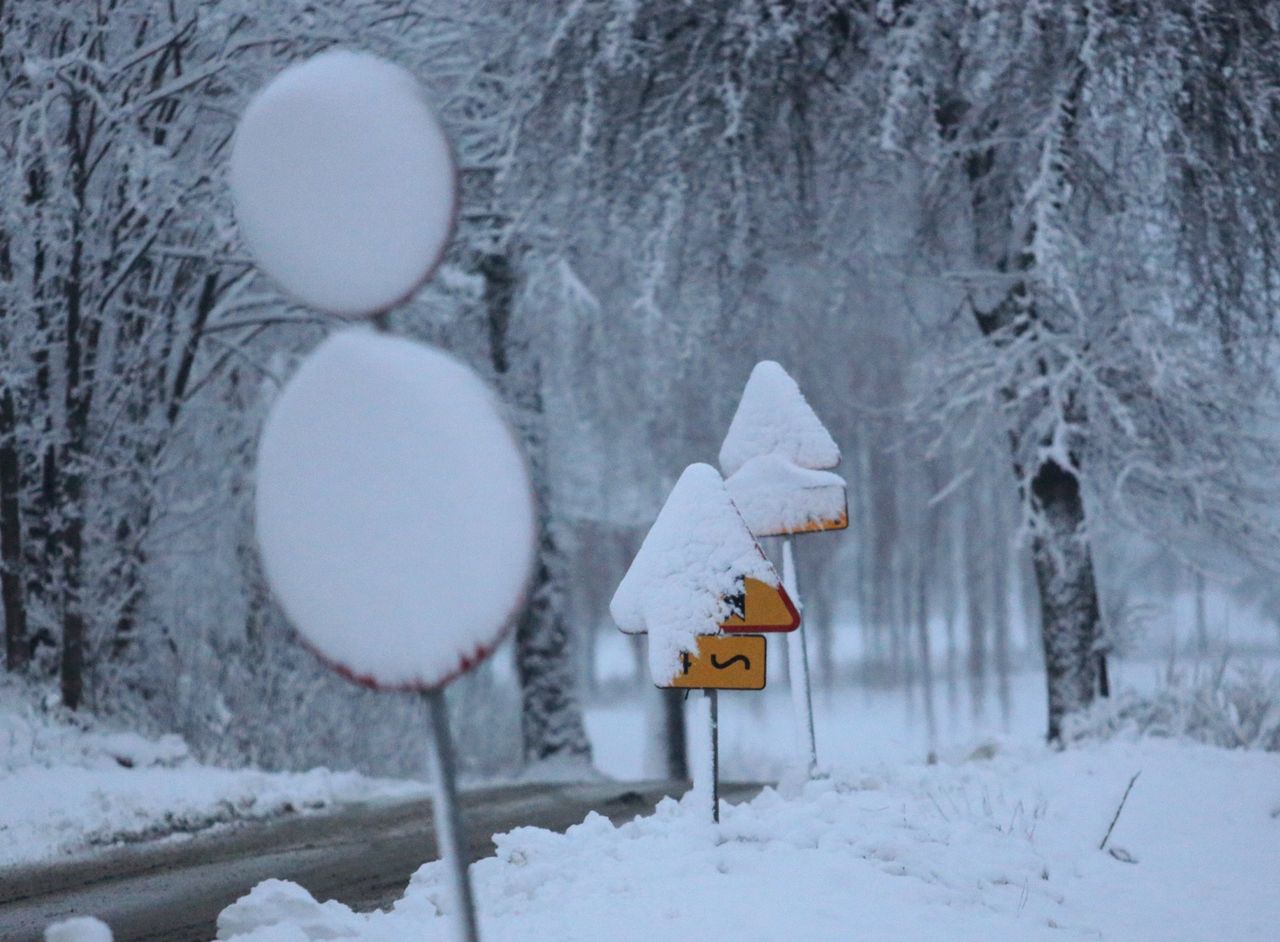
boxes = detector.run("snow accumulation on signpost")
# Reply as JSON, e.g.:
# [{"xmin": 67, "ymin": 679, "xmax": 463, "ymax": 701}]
[
  {"xmin": 720, "ymin": 361, "xmax": 847, "ymax": 776},
  {"xmin": 254, "ymin": 331, "xmax": 533, "ymax": 942},
  {"xmin": 611, "ymin": 463, "xmax": 793, "ymax": 822},
  {"xmin": 254, "ymin": 330, "xmax": 537, "ymax": 690},
  {"xmin": 227, "ymin": 48, "xmax": 516, "ymax": 942},
  {"xmin": 725, "ymin": 452, "xmax": 847, "ymax": 538},
  {"xmin": 230, "ymin": 49, "xmax": 456, "ymax": 317},
  {"xmin": 719, "ymin": 362, "xmax": 841, "ymax": 480},
  {"xmin": 610, "ymin": 464, "xmax": 779, "ymax": 686}
]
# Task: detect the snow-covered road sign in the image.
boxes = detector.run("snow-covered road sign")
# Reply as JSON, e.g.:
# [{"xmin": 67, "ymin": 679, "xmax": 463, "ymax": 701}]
[
  {"xmin": 238, "ymin": 52, "xmax": 489, "ymax": 942},
  {"xmin": 720, "ymin": 361, "xmax": 841, "ymax": 477},
  {"xmin": 610, "ymin": 464, "xmax": 793, "ymax": 685},
  {"xmin": 254, "ymin": 330, "xmax": 536, "ymax": 692},
  {"xmin": 662, "ymin": 635, "xmax": 766, "ymax": 690},
  {"xmin": 719, "ymin": 576, "xmax": 800, "ymax": 633},
  {"xmin": 726, "ymin": 453, "xmax": 849, "ymax": 537},
  {"xmin": 720, "ymin": 361, "xmax": 845, "ymax": 776},
  {"xmin": 720, "ymin": 363, "xmax": 848, "ymax": 537},
  {"xmin": 230, "ymin": 50, "xmax": 456, "ymax": 318}
]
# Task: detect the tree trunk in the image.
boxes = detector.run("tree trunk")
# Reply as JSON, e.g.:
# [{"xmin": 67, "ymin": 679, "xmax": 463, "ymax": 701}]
[
  {"xmin": 1026, "ymin": 459, "xmax": 1101, "ymax": 742},
  {"xmin": 0, "ymin": 387, "xmax": 28, "ymax": 671},
  {"xmin": 948, "ymin": 33, "xmax": 1106, "ymax": 741},
  {"xmin": 918, "ymin": 462, "xmax": 945, "ymax": 749},
  {"xmin": 898, "ymin": 546, "xmax": 915, "ymax": 721},
  {"xmin": 943, "ymin": 515, "xmax": 960, "ymax": 727},
  {"xmin": 989, "ymin": 490, "xmax": 1012, "ymax": 727},
  {"xmin": 481, "ymin": 248, "xmax": 591, "ymax": 766},
  {"xmin": 1194, "ymin": 570, "xmax": 1208, "ymax": 656},
  {"xmin": 59, "ymin": 553, "xmax": 85, "ymax": 709},
  {"xmin": 514, "ymin": 542, "xmax": 591, "ymax": 762},
  {"xmin": 964, "ymin": 500, "xmax": 987, "ymax": 721},
  {"xmin": 915, "ymin": 534, "xmax": 937, "ymax": 751}
]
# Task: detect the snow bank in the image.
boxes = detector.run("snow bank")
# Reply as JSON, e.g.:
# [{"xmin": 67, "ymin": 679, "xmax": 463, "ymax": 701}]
[
  {"xmin": 1065, "ymin": 666, "xmax": 1280, "ymax": 752},
  {"xmin": 44, "ymin": 917, "xmax": 112, "ymax": 942},
  {"xmin": 725, "ymin": 452, "xmax": 847, "ymax": 536},
  {"xmin": 255, "ymin": 329, "xmax": 535, "ymax": 690},
  {"xmin": 215, "ymin": 738, "xmax": 1280, "ymax": 941},
  {"xmin": 231, "ymin": 49, "xmax": 456, "ymax": 317},
  {"xmin": 609, "ymin": 464, "xmax": 777, "ymax": 685},
  {"xmin": 718, "ymin": 361, "xmax": 840, "ymax": 477},
  {"xmin": 0, "ymin": 679, "xmax": 425, "ymax": 868}
]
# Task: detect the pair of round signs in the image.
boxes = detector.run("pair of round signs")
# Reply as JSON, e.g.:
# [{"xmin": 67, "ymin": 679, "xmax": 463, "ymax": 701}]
[{"xmin": 232, "ymin": 50, "xmax": 535, "ymax": 691}]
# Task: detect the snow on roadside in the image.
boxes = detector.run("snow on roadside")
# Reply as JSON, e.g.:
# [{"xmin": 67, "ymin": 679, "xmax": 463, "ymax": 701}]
[
  {"xmin": 214, "ymin": 737, "xmax": 1280, "ymax": 942},
  {"xmin": 0, "ymin": 681, "xmax": 425, "ymax": 869},
  {"xmin": 43, "ymin": 916, "xmax": 113, "ymax": 942}
]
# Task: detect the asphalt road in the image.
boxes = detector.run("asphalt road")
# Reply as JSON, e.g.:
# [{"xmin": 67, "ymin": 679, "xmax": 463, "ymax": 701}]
[{"xmin": 0, "ymin": 779, "xmax": 757, "ymax": 942}]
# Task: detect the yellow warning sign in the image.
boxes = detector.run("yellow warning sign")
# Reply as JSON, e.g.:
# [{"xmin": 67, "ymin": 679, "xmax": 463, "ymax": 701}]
[
  {"xmin": 719, "ymin": 577, "xmax": 801, "ymax": 633},
  {"xmin": 662, "ymin": 635, "xmax": 766, "ymax": 690}
]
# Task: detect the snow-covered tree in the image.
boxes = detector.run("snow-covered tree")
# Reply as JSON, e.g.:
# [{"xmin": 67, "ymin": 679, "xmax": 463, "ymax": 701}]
[
  {"xmin": 876, "ymin": 0, "xmax": 1280, "ymax": 739},
  {"xmin": 0, "ymin": 0, "xmax": 451, "ymax": 709}
]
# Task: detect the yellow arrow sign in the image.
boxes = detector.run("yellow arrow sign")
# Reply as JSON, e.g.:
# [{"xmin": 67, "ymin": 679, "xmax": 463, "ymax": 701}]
[
  {"xmin": 661, "ymin": 635, "xmax": 766, "ymax": 690},
  {"xmin": 720, "ymin": 576, "xmax": 801, "ymax": 632}
]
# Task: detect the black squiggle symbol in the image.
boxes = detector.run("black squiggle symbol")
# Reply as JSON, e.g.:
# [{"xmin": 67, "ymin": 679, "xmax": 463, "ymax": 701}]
[{"xmin": 710, "ymin": 653, "xmax": 751, "ymax": 671}]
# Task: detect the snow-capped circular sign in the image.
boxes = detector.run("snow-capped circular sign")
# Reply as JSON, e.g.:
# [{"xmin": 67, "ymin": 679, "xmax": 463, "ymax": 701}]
[
  {"xmin": 230, "ymin": 49, "xmax": 457, "ymax": 318},
  {"xmin": 255, "ymin": 329, "xmax": 536, "ymax": 690}
]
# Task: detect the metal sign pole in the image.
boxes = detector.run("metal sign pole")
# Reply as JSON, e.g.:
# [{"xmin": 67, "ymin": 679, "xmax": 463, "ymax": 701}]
[
  {"xmin": 782, "ymin": 538, "xmax": 818, "ymax": 775},
  {"xmin": 707, "ymin": 688, "xmax": 720, "ymax": 824},
  {"xmin": 423, "ymin": 688, "xmax": 480, "ymax": 942}
]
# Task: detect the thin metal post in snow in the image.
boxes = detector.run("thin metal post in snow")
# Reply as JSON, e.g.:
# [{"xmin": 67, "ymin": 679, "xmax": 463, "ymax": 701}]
[
  {"xmin": 423, "ymin": 688, "xmax": 480, "ymax": 942},
  {"xmin": 783, "ymin": 538, "xmax": 818, "ymax": 775},
  {"xmin": 707, "ymin": 688, "xmax": 720, "ymax": 824}
]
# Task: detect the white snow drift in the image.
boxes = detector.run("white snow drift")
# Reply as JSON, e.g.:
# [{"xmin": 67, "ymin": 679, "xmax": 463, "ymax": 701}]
[
  {"xmin": 214, "ymin": 737, "xmax": 1280, "ymax": 942},
  {"xmin": 0, "ymin": 679, "xmax": 422, "ymax": 869},
  {"xmin": 255, "ymin": 329, "xmax": 536, "ymax": 690},
  {"xmin": 231, "ymin": 49, "xmax": 456, "ymax": 317},
  {"xmin": 43, "ymin": 917, "xmax": 113, "ymax": 942}
]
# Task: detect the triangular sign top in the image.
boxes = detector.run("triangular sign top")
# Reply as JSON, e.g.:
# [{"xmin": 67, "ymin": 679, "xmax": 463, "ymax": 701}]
[
  {"xmin": 720, "ymin": 576, "xmax": 800, "ymax": 632},
  {"xmin": 609, "ymin": 464, "xmax": 790, "ymax": 684},
  {"xmin": 719, "ymin": 361, "xmax": 841, "ymax": 478}
]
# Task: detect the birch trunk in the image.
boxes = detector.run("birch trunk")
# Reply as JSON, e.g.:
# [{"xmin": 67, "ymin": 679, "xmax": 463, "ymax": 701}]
[{"xmin": 480, "ymin": 249, "xmax": 591, "ymax": 766}]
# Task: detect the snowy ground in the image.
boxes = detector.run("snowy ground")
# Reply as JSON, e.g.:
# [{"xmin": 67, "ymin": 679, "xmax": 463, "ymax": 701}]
[
  {"xmin": 13, "ymin": 637, "xmax": 1280, "ymax": 941},
  {"xmin": 214, "ymin": 735, "xmax": 1280, "ymax": 941},
  {"xmin": 207, "ymin": 646, "xmax": 1280, "ymax": 942},
  {"xmin": 0, "ymin": 681, "xmax": 425, "ymax": 869}
]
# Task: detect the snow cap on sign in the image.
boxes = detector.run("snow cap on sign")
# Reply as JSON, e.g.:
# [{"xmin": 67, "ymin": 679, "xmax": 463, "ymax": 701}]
[
  {"xmin": 230, "ymin": 49, "xmax": 456, "ymax": 317},
  {"xmin": 718, "ymin": 361, "xmax": 841, "ymax": 477},
  {"xmin": 610, "ymin": 463, "xmax": 779, "ymax": 685},
  {"xmin": 254, "ymin": 329, "xmax": 535, "ymax": 691},
  {"xmin": 726, "ymin": 453, "xmax": 847, "ymax": 537}
]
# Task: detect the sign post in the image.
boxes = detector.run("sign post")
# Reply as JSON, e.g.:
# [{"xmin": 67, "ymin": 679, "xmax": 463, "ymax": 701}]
[
  {"xmin": 233, "ymin": 52, "xmax": 524, "ymax": 942},
  {"xmin": 781, "ymin": 540, "xmax": 818, "ymax": 774},
  {"xmin": 424, "ymin": 688, "xmax": 480, "ymax": 942},
  {"xmin": 610, "ymin": 464, "xmax": 799, "ymax": 825},
  {"xmin": 706, "ymin": 690, "xmax": 719, "ymax": 823},
  {"xmin": 720, "ymin": 362, "xmax": 848, "ymax": 776}
]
